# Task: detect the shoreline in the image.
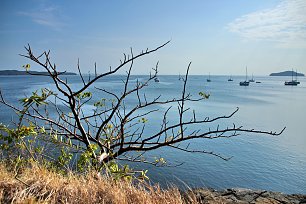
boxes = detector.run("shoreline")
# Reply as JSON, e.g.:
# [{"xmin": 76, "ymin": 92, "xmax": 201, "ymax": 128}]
[{"xmin": 183, "ymin": 188, "xmax": 306, "ymax": 203}]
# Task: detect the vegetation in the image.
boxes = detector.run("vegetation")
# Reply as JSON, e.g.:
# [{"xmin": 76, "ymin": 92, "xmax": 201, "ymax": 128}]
[
  {"xmin": 0, "ymin": 162, "xmax": 191, "ymax": 204},
  {"xmin": 0, "ymin": 42, "xmax": 285, "ymax": 203}
]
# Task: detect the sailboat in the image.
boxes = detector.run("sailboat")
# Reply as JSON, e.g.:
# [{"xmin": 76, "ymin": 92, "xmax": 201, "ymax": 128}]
[
  {"xmin": 207, "ymin": 73, "xmax": 211, "ymax": 82},
  {"xmin": 249, "ymin": 74, "xmax": 255, "ymax": 82},
  {"xmin": 240, "ymin": 67, "xmax": 249, "ymax": 86},
  {"xmin": 228, "ymin": 75, "xmax": 233, "ymax": 81},
  {"xmin": 284, "ymin": 69, "xmax": 298, "ymax": 86},
  {"xmin": 293, "ymin": 70, "xmax": 300, "ymax": 84}
]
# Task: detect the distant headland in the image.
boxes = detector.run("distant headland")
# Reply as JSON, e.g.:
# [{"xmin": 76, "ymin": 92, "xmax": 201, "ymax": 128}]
[
  {"xmin": 0, "ymin": 70, "xmax": 77, "ymax": 76},
  {"xmin": 270, "ymin": 70, "xmax": 304, "ymax": 76}
]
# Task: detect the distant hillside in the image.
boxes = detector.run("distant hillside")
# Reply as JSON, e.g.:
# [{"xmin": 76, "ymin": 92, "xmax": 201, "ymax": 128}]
[
  {"xmin": 270, "ymin": 71, "xmax": 304, "ymax": 76},
  {"xmin": 0, "ymin": 70, "xmax": 77, "ymax": 76}
]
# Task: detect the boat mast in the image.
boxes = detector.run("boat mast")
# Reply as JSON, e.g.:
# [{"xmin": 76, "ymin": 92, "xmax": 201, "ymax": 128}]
[{"xmin": 95, "ymin": 63, "xmax": 97, "ymax": 78}]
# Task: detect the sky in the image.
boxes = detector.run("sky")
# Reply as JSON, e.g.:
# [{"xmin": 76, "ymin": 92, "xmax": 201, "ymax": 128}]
[{"xmin": 0, "ymin": 0, "xmax": 306, "ymax": 75}]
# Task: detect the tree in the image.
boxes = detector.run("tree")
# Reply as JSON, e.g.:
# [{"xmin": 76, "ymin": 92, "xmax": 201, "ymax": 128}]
[{"xmin": 0, "ymin": 41, "xmax": 285, "ymax": 176}]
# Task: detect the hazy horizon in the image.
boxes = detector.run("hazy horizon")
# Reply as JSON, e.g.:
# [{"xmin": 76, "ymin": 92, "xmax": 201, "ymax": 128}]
[
  {"xmin": 1, "ymin": 0, "xmax": 306, "ymax": 75},
  {"xmin": 0, "ymin": 69, "xmax": 305, "ymax": 77}
]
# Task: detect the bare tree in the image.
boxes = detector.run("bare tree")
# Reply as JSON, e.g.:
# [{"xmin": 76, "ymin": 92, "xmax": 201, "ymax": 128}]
[{"xmin": 0, "ymin": 41, "xmax": 285, "ymax": 171}]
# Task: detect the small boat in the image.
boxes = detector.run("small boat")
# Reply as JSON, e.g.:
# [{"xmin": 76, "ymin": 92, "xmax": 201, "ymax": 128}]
[
  {"xmin": 284, "ymin": 69, "xmax": 299, "ymax": 86},
  {"xmin": 154, "ymin": 78, "xmax": 160, "ymax": 82},
  {"xmin": 207, "ymin": 73, "xmax": 211, "ymax": 82},
  {"xmin": 285, "ymin": 81, "xmax": 298, "ymax": 86},
  {"xmin": 228, "ymin": 75, "xmax": 233, "ymax": 81},
  {"xmin": 294, "ymin": 80, "xmax": 300, "ymax": 84},
  {"xmin": 249, "ymin": 74, "xmax": 255, "ymax": 82},
  {"xmin": 256, "ymin": 81, "xmax": 261, "ymax": 83},
  {"xmin": 178, "ymin": 73, "xmax": 182, "ymax": 80},
  {"xmin": 240, "ymin": 81, "xmax": 250, "ymax": 86},
  {"xmin": 294, "ymin": 70, "xmax": 300, "ymax": 84},
  {"xmin": 240, "ymin": 66, "xmax": 249, "ymax": 86}
]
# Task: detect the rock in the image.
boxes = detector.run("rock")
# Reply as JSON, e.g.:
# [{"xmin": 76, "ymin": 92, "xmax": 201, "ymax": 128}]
[{"xmin": 182, "ymin": 188, "xmax": 306, "ymax": 204}]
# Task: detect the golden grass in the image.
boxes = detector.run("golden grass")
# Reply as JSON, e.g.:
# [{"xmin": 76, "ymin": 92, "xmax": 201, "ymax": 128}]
[
  {"xmin": 1, "ymin": 163, "xmax": 300, "ymax": 204},
  {"xmin": 0, "ymin": 163, "xmax": 194, "ymax": 204}
]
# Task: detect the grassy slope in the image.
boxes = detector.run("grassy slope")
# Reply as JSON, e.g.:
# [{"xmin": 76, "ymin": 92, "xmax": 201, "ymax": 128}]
[
  {"xmin": 0, "ymin": 164, "xmax": 191, "ymax": 204},
  {"xmin": 5, "ymin": 163, "xmax": 300, "ymax": 203}
]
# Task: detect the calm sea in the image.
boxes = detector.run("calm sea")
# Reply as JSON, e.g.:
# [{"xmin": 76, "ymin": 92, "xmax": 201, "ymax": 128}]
[{"xmin": 0, "ymin": 75, "xmax": 305, "ymax": 194}]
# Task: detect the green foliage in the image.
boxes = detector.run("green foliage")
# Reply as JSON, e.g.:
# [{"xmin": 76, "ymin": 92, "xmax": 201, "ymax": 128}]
[
  {"xmin": 199, "ymin": 91, "xmax": 210, "ymax": 99},
  {"xmin": 22, "ymin": 64, "xmax": 30, "ymax": 71},
  {"xmin": 0, "ymin": 122, "xmax": 132, "ymax": 179},
  {"xmin": 107, "ymin": 161, "xmax": 133, "ymax": 181},
  {"xmin": 76, "ymin": 92, "xmax": 92, "ymax": 100},
  {"xmin": 20, "ymin": 88, "xmax": 55, "ymax": 107},
  {"xmin": 154, "ymin": 157, "xmax": 167, "ymax": 166},
  {"xmin": 0, "ymin": 124, "xmax": 37, "ymax": 151},
  {"xmin": 105, "ymin": 123, "xmax": 113, "ymax": 130},
  {"xmin": 138, "ymin": 170, "xmax": 149, "ymax": 181},
  {"xmin": 57, "ymin": 147, "xmax": 73, "ymax": 168},
  {"xmin": 0, "ymin": 123, "xmax": 41, "ymax": 173},
  {"xmin": 94, "ymin": 98, "xmax": 106, "ymax": 107},
  {"xmin": 138, "ymin": 117, "xmax": 148, "ymax": 123},
  {"xmin": 77, "ymin": 144, "xmax": 99, "ymax": 172},
  {"xmin": 105, "ymin": 161, "xmax": 149, "ymax": 182}
]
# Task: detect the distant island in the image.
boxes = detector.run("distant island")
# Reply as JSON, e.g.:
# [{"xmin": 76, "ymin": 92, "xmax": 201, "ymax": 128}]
[
  {"xmin": 270, "ymin": 71, "xmax": 304, "ymax": 76},
  {"xmin": 0, "ymin": 70, "xmax": 77, "ymax": 76}
]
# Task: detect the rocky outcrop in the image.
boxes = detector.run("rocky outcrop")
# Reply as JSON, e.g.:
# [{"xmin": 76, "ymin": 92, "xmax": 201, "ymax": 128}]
[{"xmin": 182, "ymin": 188, "xmax": 306, "ymax": 204}]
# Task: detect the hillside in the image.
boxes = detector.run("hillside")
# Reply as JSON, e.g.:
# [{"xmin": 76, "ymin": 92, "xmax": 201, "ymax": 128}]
[
  {"xmin": 270, "ymin": 70, "xmax": 304, "ymax": 76},
  {"xmin": 0, "ymin": 70, "xmax": 77, "ymax": 75}
]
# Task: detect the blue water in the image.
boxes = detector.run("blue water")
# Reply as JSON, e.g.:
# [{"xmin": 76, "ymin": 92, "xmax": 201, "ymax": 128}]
[{"xmin": 0, "ymin": 75, "xmax": 305, "ymax": 194}]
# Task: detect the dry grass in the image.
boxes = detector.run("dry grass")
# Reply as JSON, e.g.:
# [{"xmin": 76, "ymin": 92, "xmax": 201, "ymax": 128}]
[
  {"xmin": 0, "ymin": 163, "xmax": 195, "ymax": 204},
  {"xmin": 1, "ymin": 164, "xmax": 302, "ymax": 204}
]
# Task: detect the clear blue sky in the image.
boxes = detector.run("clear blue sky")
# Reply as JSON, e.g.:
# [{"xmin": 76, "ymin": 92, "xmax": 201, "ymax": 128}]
[{"xmin": 1, "ymin": 0, "xmax": 306, "ymax": 75}]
